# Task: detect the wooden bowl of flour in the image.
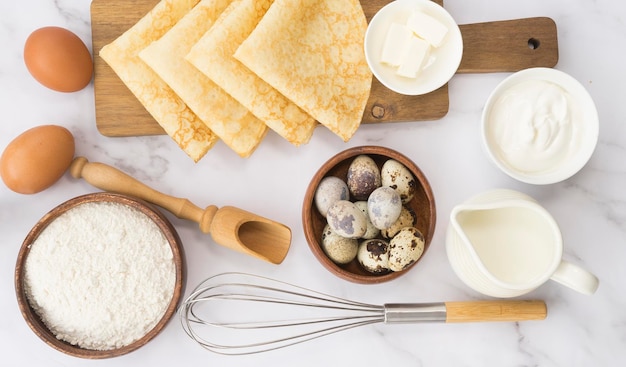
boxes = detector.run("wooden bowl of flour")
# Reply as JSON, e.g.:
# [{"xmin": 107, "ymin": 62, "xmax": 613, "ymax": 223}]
[{"xmin": 14, "ymin": 192, "xmax": 185, "ymax": 359}]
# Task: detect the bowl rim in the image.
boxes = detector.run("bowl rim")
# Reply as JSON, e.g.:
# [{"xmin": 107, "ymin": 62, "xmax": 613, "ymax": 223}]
[
  {"xmin": 14, "ymin": 192, "xmax": 185, "ymax": 359},
  {"xmin": 364, "ymin": 0, "xmax": 463, "ymax": 96},
  {"xmin": 302, "ymin": 145, "xmax": 436, "ymax": 284},
  {"xmin": 481, "ymin": 67, "xmax": 600, "ymax": 185}
]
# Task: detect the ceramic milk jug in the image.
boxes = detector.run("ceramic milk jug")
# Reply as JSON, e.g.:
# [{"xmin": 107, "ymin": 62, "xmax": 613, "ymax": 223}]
[{"xmin": 446, "ymin": 189, "xmax": 599, "ymax": 298}]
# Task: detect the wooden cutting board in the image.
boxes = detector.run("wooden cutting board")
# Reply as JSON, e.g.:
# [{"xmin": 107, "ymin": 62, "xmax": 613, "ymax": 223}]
[{"xmin": 91, "ymin": 0, "xmax": 558, "ymax": 137}]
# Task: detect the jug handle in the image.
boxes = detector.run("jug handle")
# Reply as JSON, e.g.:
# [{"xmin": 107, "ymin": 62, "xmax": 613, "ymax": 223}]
[{"xmin": 550, "ymin": 261, "xmax": 599, "ymax": 295}]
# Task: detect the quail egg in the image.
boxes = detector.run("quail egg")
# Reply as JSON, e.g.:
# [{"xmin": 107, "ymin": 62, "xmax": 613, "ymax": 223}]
[
  {"xmin": 381, "ymin": 205, "xmax": 417, "ymax": 239},
  {"xmin": 367, "ymin": 186, "xmax": 402, "ymax": 230},
  {"xmin": 357, "ymin": 239, "xmax": 391, "ymax": 274},
  {"xmin": 326, "ymin": 200, "xmax": 367, "ymax": 239},
  {"xmin": 315, "ymin": 176, "xmax": 349, "ymax": 217},
  {"xmin": 347, "ymin": 155, "xmax": 381, "ymax": 200},
  {"xmin": 354, "ymin": 201, "xmax": 380, "ymax": 239},
  {"xmin": 321, "ymin": 224, "xmax": 359, "ymax": 264},
  {"xmin": 388, "ymin": 227, "xmax": 425, "ymax": 271},
  {"xmin": 381, "ymin": 159, "xmax": 417, "ymax": 204}
]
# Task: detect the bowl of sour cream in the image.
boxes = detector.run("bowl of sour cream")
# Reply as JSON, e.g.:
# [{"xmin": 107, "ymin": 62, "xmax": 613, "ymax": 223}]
[{"xmin": 481, "ymin": 67, "xmax": 599, "ymax": 185}]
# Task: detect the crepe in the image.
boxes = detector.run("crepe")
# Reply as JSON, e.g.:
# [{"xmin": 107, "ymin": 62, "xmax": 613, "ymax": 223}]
[
  {"xmin": 234, "ymin": 0, "xmax": 372, "ymax": 142},
  {"xmin": 185, "ymin": 0, "xmax": 316, "ymax": 146},
  {"xmin": 99, "ymin": 0, "xmax": 218, "ymax": 162},
  {"xmin": 139, "ymin": 0, "xmax": 267, "ymax": 158}
]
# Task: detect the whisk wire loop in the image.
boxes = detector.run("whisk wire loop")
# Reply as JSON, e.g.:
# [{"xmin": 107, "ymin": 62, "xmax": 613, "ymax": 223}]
[{"xmin": 178, "ymin": 272, "xmax": 385, "ymax": 355}]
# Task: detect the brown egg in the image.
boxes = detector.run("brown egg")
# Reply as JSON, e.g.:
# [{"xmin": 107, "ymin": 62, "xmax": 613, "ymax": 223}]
[
  {"xmin": 24, "ymin": 26, "xmax": 93, "ymax": 92},
  {"xmin": 1, "ymin": 125, "xmax": 75, "ymax": 194}
]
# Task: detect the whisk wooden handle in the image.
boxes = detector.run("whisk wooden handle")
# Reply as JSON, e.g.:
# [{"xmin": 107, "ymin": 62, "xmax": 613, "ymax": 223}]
[
  {"xmin": 384, "ymin": 300, "xmax": 547, "ymax": 323},
  {"xmin": 444, "ymin": 300, "xmax": 547, "ymax": 323}
]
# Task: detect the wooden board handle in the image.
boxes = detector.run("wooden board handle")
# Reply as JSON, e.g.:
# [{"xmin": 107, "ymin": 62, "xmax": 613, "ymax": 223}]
[
  {"xmin": 457, "ymin": 17, "xmax": 558, "ymax": 73},
  {"xmin": 445, "ymin": 300, "xmax": 547, "ymax": 323}
]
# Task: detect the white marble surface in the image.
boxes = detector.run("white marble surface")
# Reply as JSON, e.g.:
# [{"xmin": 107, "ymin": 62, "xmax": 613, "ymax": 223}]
[{"xmin": 1, "ymin": 0, "xmax": 625, "ymax": 365}]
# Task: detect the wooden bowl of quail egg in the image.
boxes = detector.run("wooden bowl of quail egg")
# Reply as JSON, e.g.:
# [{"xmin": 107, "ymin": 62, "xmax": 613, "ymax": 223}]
[{"xmin": 302, "ymin": 146, "xmax": 436, "ymax": 284}]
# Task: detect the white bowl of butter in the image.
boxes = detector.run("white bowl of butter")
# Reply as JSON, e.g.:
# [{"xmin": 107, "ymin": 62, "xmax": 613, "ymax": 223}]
[
  {"xmin": 364, "ymin": 0, "xmax": 463, "ymax": 96},
  {"xmin": 481, "ymin": 67, "xmax": 599, "ymax": 185}
]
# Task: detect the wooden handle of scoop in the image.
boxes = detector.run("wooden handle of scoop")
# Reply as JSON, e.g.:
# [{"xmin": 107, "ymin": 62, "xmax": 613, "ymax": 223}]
[
  {"xmin": 69, "ymin": 157, "xmax": 291, "ymax": 264},
  {"xmin": 445, "ymin": 300, "xmax": 547, "ymax": 323},
  {"xmin": 69, "ymin": 156, "xmax": 216, "ymax": 233}
]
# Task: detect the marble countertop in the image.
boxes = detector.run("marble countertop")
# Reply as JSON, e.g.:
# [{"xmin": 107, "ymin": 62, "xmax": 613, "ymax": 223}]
[{"xmin": 2, "ymin": 0, "xmax": 625, "ymax": 365}]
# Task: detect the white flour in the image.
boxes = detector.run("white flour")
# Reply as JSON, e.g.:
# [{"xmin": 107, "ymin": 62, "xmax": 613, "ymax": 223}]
[{"xmin": 24, "ymin": 201, "xmax": 176, "ymax": 350}]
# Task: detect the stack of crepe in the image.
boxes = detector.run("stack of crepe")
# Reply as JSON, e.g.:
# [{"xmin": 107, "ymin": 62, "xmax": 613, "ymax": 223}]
[{"xmin": 99, "ymin": 0, "xmax": 373, "ymax": 162}]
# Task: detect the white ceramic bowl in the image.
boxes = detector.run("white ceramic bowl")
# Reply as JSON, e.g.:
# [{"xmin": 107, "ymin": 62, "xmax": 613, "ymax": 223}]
[
  {"xmin": 481, "ymin": 67, "xmax": 599, "ymax": 185},
  {"xmin": 364, "ymin": 0, "xmax": 463, "ymax": 96}
]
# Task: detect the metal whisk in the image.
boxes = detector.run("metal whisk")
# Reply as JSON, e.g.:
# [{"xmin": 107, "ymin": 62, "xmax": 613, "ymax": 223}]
[{"xmin": 179, "ymin": 272, "xmax": 547, "ymax": 355}]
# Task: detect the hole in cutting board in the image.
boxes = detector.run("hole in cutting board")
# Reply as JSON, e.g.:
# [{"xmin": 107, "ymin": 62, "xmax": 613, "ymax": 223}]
[{"xmin": 528, "ymin": 38, "xmax": 541, "ymax": 49}]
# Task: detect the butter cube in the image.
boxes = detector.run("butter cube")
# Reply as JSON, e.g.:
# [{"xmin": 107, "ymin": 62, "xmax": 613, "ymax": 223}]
[
  {"xmin": 406, "ymin": 11, "xmax": 448, "ymax": 47},
  {"xmin": 396, "ymin": 36, "xmax": 430, "ymax": 78},
  {"xmin": 381, "ymin": 22, "xmax": 414, "ymax": 66}
]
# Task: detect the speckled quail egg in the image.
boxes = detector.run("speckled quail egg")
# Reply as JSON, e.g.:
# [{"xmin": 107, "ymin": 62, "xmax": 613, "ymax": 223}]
[
  {"xmin": 357, "ymin": 239, "xmax": 391, "ymax": 274},
  {"xmin": 321, "ymin": 224, "xmax": 359, "ymax": 264},
  {"xmin": 367, "ymin": 186, "xmax": 402, "ymax": 230},
  {"xmin": 347, "ymin": 155, "xmax": 381, "ymax": 200},
  {"xmin": 326, "ymin": 200, "xmax": 367, "ymax": 239},
  {"xmin": 354, "ymin": 201, "xmax": 380, "ymax": 239},
  {"xmin": 388, "ymin": 227, "xmax": 425, "ymax": 271},
  {"xmin": 381, "ymin": 159, "xmax": 417, "ymax": 204},
  {"xmin": 381, "ymin": 205, "xmax": 417, "ymax": 239},
  {"xmin": 315, "ymin": 176, "xmax": 349, "ymax": 217}
]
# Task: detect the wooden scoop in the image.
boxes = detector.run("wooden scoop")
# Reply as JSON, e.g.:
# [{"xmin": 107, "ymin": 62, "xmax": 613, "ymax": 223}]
[{"xmin": 69, "ymin": 157, "xmax": 291, "ymax": 264}]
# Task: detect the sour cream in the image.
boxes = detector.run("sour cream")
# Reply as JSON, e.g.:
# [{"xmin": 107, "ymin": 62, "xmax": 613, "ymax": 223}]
[{"xmin": 486, "ymin": 80, "xmax": 582, "ymax": 174}]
